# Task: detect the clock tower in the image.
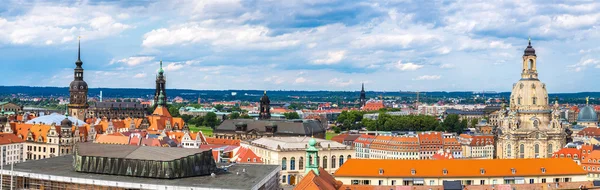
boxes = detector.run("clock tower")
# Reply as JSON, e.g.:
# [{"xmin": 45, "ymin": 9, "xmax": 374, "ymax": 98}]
[{"xmin": 68, "ymin": 37, "xmax": 89, "ymax": 121}]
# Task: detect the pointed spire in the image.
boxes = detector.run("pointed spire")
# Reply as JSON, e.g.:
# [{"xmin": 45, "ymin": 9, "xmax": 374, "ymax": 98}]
[
  {"xmin": 65, "ymin": 106, "xmax": 69, "ymax": 117},
  {"xmin": 78, "ymin": 36, "xmax": 81, "ymax": 61},
  {"xmin": 361, "ymin": 83, "xmax": 364, "ymax": 91},
  {"xmin": 158, "ymin": 60, "xmax": 164, "ymax": 75},
  {"xmin": 586, "ymin": 96, "xmax": 590, "ymax": 105},
  {"xmin": 528, "ymin": 36, "xmax": 531, "ymax": 46}
]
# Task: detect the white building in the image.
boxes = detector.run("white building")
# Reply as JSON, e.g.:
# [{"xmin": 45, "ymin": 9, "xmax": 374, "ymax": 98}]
[
  {"xmin": 0, "ymin": 133, "xmax": 25, "ymax": 165},
  {"xmin": 242, "ymin": 137, "xmax": 354, "ymax": 186}
]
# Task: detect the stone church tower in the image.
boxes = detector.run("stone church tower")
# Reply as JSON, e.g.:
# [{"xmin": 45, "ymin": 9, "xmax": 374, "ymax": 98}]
[
  {"xmin": 259, "ymin": 91, "xmax": 271, "ymax": 120},
  {"xmin": 68, "ymin": 38, "xmax": 89, "ymax": 121},
  {"xmin": 495, "ymin": 39, "xmax": 566, "ymax": 159},
  {"xmin": 359, "ymin": 83, "xmax": 366, "ymax": 107},
  {"xmin": 154, "ymin": 61, "xmax": 167, "ymax": 108}
]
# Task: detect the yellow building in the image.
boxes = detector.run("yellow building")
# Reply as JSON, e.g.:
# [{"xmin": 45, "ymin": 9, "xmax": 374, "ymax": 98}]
[
  {"xmin": 334, "ymin": 158, "xmax": 587, "ymax": 186},
  {"xmin": 495, "ymin": 40, "xmax": 566, "ymax": 159}
]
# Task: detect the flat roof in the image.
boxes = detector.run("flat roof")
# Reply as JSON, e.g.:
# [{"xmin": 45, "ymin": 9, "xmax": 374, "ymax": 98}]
[
  {"xmin": 77, "ymin": 143, "xmax": 211, "ymax": 161},
  {"xmin": 6, "ymin": 156, "xmax": 279, "ymax": 190}
]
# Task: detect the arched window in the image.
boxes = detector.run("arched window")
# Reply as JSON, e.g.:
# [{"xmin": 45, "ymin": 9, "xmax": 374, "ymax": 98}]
[
  {"xmin": 339, "ymin": 155, "xmax": 344, "ymax": 167},
  {"xmin": 290, "ymin": 157, "xmax": 296, "ymax": 170},
  {"xmin": 282, "ymin": 157, "xmax": 287, "ymax": 170},
  {"xmin": 348, "ymin": 155, "xmax": 351, "ymax": 160},
  {"xmin": 535, "ymin": 144, "xmax": 540, "ymax": 158},
  {"xmin": 532, "ymin": 97, "xmax": 537, "ymax": 105},
  {"xmin": 332, "ymin": 156, "xmax": 337, "ymax": 168},
  {"xmin": 316, "ymin": 156, "xmax": 320, "ymax": 168},
  {"xmin": 529, "ymin": 59, "xmax": 534, "ymax": 70},
  {"xmin": 507, "ymin": 144, "xmax": 512, "ymax": 157},
  {"xmin": 299, "ymin": 157, "xmax": 304, "ymax": 170},
  {"xmin": 533, "ymin": 120, "xmax": 539, "ymax": 128},
  {"xmin": 519, "ymin": 144, "xmax": 525, "ymax": 158},
  {"xmin": 547, "ymin": 144, "xmax": 553, "ymax": 158},
  {"xmin": 323, "ymin": 156, "xmax": 328, "ymax": 169}
]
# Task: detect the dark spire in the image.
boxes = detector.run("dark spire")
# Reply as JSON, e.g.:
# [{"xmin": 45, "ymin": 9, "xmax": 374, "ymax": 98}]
[
  {"xmin": 361, "ymin": 83, "xmax": 365, "ymax": 92},
  {"xmin": 76, "ymin": 36, "xmax": 83, "ymax": 67}
]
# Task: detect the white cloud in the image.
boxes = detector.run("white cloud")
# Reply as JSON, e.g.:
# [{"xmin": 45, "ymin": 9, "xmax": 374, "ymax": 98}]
[
  {"xmin": 328, "ymin": 78, "xmax": 353, "ymax": 87},
  {"xmin": 295, "ymin": 77, "xmax": 307, "ymax": 84},
  {"xmin": 388, "ymin": 61, "xmax": 423, "ymax": 71},
  {"xmin": 440, "ymin": 63, "xmax": 455, "ymax": 69},
  {"xmin": 312, "ymin": 50, "xmax": 346, "ymax": 65},
  {"xmin": 413, "ymin": 75, "xmax": 441, "ymax": 80},
  {"xmin": 111, "ymin": 56, "xmax": 155, "ymax": 66},
  {"xmin": 164, "ymin": 63, "xmax": 186, "ymax": 71},
  {"xmin": 264, "ymin": 76, "xmax": 285, "ymax": 84},
  {"xmin": 133, "ymin": 73, "xmax": 147, "ymax": 78}
]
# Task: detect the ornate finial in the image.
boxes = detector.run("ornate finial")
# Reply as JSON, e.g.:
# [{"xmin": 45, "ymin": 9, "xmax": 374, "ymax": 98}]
[
  {"xmin": 528, "ymin": 36, "xmax": 531, "ymax": 46},
  {"xmin": 586, "ymin": 96, "xmax": 589, "ymax": 105},
  {"xmin": 264, "ymin": 90, "xmax": 267, "ymax": 95},
  {"xmin": 77, "ymin": 36, "xmax": 81, "ymax": 61},
  {"xmin": 65, "ymin": 106, "xmax": 69, "ymax": 117}
]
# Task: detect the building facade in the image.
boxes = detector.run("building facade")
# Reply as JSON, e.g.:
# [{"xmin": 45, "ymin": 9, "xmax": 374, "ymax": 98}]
[
  {"xmin": 334, "ymin": 158, "xmax": 587, "ymax": 186},
  {"xmin": 242, "ymin": 137, "xmax": 354, "ymax": 186},
  {"xmin": 154, "ymin": 61, "xmax": 167, "ymax": 108},
  {"xmin": 495, "ymin": 40, "xmax": 567, "ymax": 159},
  {"xmin": 87, "ymin": 102, "xmax": 148, "ymax": 119},
  {"xmin": 0, "ymin": 133, "xmax": 25, "ymax": 165}
]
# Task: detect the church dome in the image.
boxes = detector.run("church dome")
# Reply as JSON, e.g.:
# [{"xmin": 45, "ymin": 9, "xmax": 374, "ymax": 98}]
[
  {"xmin": 61, "ymin": 117, "xmax": 73, "ymax": 127},
  {"xmin": 524, "ymin": 41, "xmax": 536, "ymax": 56},
  {"xmin": 510, "ymin": 80, "xmax": 548, "ymax": 109},
  {"xmin": 578, "ymin": 106, "xmax": 598, "ymax": 122},
  {"xmin": 70, "ymin": 80, "xmax": 88, "ymax": 91}
]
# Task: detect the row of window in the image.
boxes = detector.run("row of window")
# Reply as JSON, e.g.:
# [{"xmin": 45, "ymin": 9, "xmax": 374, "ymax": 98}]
[
  {"xmin": 281, "ymin": 155, "xmax": 351, "ymax": 170},
  {"xmin": 353, "ymin": 177, "xmax": 569, "ymax": 186}
]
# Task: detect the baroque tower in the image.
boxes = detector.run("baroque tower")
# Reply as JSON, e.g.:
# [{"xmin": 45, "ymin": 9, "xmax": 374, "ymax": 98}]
[
  {"xmin": 305, "ymin": 137, "xmax": 319, "ymax": 175},
  {"xmin": 259, "ymin": 91, "xmax": 271, "ymax": 120},
  {"xmin": 154, "ymin": 61, "xmax": 167, "ymax": 108},
  {"xmin": 68, "ymin": 37, "xmax": 89, "ymax": 121},
  {"xmin": 495, "ymin": 39, "xmax": 566, "ymax": 159}
]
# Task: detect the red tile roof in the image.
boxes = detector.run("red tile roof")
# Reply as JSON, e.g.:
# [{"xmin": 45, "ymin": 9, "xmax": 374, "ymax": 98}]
[{"xmin": 0, "ymin": 133, "xmax": 25, "ymax": 145}]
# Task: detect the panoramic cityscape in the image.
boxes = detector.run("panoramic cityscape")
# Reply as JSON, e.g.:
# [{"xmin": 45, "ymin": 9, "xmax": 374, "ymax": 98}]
[{"xmin": 2, "ymin": 1, "xmax": 600, "ymax": 190}]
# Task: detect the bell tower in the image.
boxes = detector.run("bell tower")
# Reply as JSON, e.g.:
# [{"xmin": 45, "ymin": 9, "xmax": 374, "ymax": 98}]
[
  {"xmin": 305, "ymin": 137, "xmax": 319, "ymax": 175},
  {"xmin": 154, "ymin": 60, "xmax": 167, "ymax": 108},
  {"xmin": 68, "ymin": 37, "xmax": 89, "ymax": 121},
  {"xmin": 521, "ymin": 37, "xmax": 538, "ymax": 80}
]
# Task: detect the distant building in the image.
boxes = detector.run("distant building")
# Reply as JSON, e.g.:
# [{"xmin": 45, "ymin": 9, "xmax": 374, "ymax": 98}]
[
  {"xmin": 242, "ymin": 137, "xmax": 353, "ymax": 185},
  {"xmin": 359, "ymin": 83, "xmax": 366, "ymax": 107},
  {"xmin": 87, "ymin": 102, "xmax": 147, "ymax": 119},
  {"xmin": 362, "ymin": 100, "xmax": 384, "ymax": 111},
  {"xmin": 459, "ymin": 134, "xmax": 494, "ymax": 159},
  {"xmin": 214, "ymin": 119, "xmax": 326, "ymax": 140},
  {"xmin": 0, "ymin": 102, "xmax": 22, "ymax": 114}
]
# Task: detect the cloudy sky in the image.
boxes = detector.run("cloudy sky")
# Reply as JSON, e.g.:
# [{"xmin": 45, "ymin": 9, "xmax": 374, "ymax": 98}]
[{"xmin": 1, "ymin": 0, "xmax": 599, "ymax": 92}]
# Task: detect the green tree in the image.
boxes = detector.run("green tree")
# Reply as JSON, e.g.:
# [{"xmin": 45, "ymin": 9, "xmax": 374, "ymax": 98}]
[
  {"xmin": 181, "ymin": 114, "xmax": 192, "ymax": 123},
  {"xmin": 470, "ymin": 118, "xmax": 479, "ymax": 128},
  {"xmin": 284, "ymin": 112, "xmax": 300, "ymax": 119},
  {"xmin": 214, "ymin": 104, "xmax": 225, "ymax": 112},
  {"xmin": 168, "ymin": 106, "xmax": 181, "ymax": 117},
  {"xmin": 204, "ymin": 112, "xmax": 218, "ymax": 129},
  {"xmin": 240, "ymin": 114, "xmax": 252, "ymax": 119},
  {"xmin": 230, "ymin": 112, "xmax": 240, "ymax": 119}
]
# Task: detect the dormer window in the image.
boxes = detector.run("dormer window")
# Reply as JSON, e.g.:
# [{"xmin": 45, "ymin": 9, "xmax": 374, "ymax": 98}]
[
  {"xmin": 411, "ymin": 169, "xmax": 416, "ymax": 175},
  {"xmin": 511, "ymin": 168, "xmax": 516, "ymax": 174},
  {"xmin": 442, "ymin": 169, "xmax": 448, "ymax": 175},
  {"xmin": 379, "ymin": 168, "xmax": 384, "ymax": 175},
  {"xmin": 480, "ymin": 168, "xmax": 485, "ymax": 175},
  {"xmin": 541, "ymin": 167, "xmax": 546, "ymax": 173}
]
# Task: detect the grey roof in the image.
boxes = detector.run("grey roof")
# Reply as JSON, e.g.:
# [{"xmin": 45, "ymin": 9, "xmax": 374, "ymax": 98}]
[
  {"xmin": 444, "ymin": 109, "xmax": 484, "ymax": 115},
  {"xmin": 216, "ymin": 119, "xmax": 325, "ymax": 136},
  {"xmin": 6, "ymin": 156, "xmax": 279, "ymax": 190},
  {"xmin": 578, "ymin": 105, "xmax": 598, "ymax": 122},
  {"xmin": 90, "ymin": 102, "xmax": 144, "ymax": 109},
  {"xmin": 77, "ymin": 143, "xmax": 208, "ymax": 161},
  {"xmin": 26, "ymin": 113, "xmax": 86, "ymax": 126}
]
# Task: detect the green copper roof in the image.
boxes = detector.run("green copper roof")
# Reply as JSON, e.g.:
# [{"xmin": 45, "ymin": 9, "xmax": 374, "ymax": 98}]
[
  {"xmin": 157, "ymin": 91, "xmax": 165, "ymax": 106},
  {"xmin": 158, "ymin": 60, "xmax": 164, "ymax": 74}
]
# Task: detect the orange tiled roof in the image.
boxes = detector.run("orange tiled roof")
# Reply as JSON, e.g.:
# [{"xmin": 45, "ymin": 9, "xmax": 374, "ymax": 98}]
[
  {"xmin": 578, "ymin": 127, "xmax": 600, "ymax": 137},
  {"xmin": 552, "ymin": 147, "xmax": 582, "ymax": 159},
  {"xmin": 334, "ymin": 158, "xmax": 586, "ymax": 178},
  {"xmin": 232, "ymin": 146, "xmax": 263, "ymax": 163},
  {"xmin": 582, "ymin": 150, "xmax": 600, "ymax": 164},
  {"xmin": 95, "ymin": 135, "xmax": 129, "ymax": 145},
  {"xmin": 469, "ymin": 135, "xmax": 494, "ymax": 146},
  {"xmin": 152, "ymin": 106, "xmax": 172, "ymax": 117},
  {"xmin": 294, "ymin": 168, "xmax": 342, "ymax": 190},
  {"xmin": 205, "ymin": 137, "xmax": 240, "ymax": 146},
  {"xmin": 0, "ymin": 133, "xmax": 25, "ymax": 144}
]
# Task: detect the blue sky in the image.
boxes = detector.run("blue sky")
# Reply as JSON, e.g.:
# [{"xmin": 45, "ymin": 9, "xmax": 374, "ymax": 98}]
[{"xmin": 1, "ymin": 0, "xmax": 599, "ymax": 92}]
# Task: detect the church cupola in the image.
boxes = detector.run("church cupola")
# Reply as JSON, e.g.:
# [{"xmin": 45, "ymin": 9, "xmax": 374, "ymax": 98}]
[
  {"xmin": 521, "ymin": 38, "xmax": 538, "ymax": 80},
  {"xmin": 359, "ymin": 83, "xmax": 366, "ymax": 107}
]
